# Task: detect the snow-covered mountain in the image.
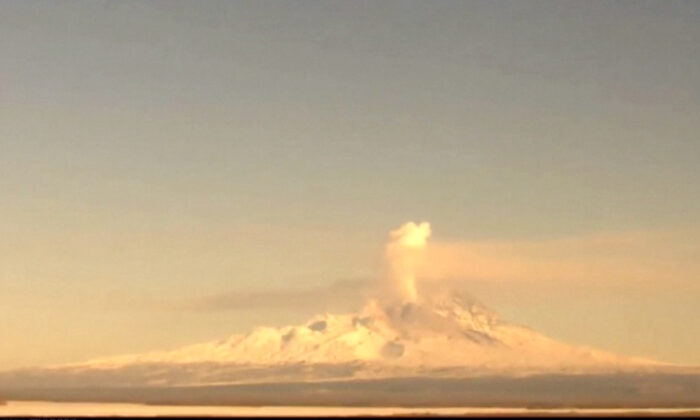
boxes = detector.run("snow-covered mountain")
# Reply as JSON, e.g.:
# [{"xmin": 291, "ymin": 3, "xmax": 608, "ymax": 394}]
[
  {"xmin": 68, "ymin": 288, "xmax": 659, "ymax": 382},
  {"xmin": 1, "ymin": 222, "xmax": 694, "ymax": 405},
  {"xmin": 62, "ymin": 220, "xmax": 659, "ymax": 379}
]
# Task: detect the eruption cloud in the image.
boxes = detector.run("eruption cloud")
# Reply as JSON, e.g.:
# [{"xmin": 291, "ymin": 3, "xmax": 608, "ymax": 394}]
[{"xmin": 385, "ymin": 222, "xmax": 431, "ymax": 303}]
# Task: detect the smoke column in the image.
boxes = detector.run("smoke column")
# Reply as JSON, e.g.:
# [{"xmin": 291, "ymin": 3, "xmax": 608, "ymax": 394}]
[{"xmin": 385, "ymin": 222, "xmax": 431, "ymax": 302}]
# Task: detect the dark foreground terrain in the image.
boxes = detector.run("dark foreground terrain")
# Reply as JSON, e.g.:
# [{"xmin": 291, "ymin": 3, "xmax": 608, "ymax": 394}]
[{"xmin": 1, "ymin": 373, "xmax": 699, "ymax": 408}]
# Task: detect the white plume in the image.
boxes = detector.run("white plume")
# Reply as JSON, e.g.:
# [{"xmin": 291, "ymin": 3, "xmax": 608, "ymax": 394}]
[{"xmin": 385, "ymin": 222, "xmax": 431, "ymax": 303}]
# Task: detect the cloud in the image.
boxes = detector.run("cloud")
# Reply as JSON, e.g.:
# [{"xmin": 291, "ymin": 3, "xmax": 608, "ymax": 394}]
[
  {"xmin": 178, "ymin": 225, "xmax": 700, "ymax": 313},
  {"xmin": 419, "ymin": 229, "xmax": 700, "ymax": 286},
  {"xmin": 181, "ymin": 278, "xmax": 375, "ymax": 312}
]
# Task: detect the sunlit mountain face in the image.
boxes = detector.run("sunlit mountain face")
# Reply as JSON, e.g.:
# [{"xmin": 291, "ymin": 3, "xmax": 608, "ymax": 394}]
[
  {"xmin": 2, "ymin": 284, "xmax": 697, "ymax": 408},
  {"xmin": 60, "ymin": 287, "xmax": 659, "ymax": 382},
  {"xmin": 30, "ymin": 222, "xmax": 659, "ymax": 380},
  {"xmin": 1, "ymin": 222, "xmax": 698, "ymax": 408}
]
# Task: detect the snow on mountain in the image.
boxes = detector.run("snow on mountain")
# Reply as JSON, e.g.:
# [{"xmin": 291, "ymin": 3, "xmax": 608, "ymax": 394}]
[
  {"xmin": 74, "ymin": 288, "xmax": 659, "ymax": 377},
  {"xmin": 21, "ymin": 222, "xmax": 666, "ymax": 387}
]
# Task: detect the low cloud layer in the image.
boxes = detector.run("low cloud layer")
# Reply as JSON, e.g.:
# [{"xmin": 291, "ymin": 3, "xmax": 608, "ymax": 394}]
[
  {"xmin": 182, "ymin": 279, "xmax": 374, "ymax": 312},
  {"xmin": 421, "ymin": 229, "xmax": 700, "ymax": 286},
  {"xmin": 183, "ymin": 224, "xmax": 700, "ymax": 312}
]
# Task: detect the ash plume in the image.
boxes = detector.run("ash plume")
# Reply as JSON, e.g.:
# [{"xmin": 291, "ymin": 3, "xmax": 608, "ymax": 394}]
[{"xmin": 384, "ymin": 222, "xmax": 431, "ymax": 303}]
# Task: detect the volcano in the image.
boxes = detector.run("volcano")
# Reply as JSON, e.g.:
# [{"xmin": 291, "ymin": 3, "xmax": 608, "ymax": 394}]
[
  {"xmin": 4, "ymin": 287, "xmax": 697, "ymax": 409},
  {"xmin": 1, "ymin": 222, "xmax": 697, "ymax": 408},
  {"xmin": 4, "ymin": 287, "xmax": 663, "ymax": 389},
  {"xmin": 87, "ymin": 289, "xmax": 658, "ymax": 373}
]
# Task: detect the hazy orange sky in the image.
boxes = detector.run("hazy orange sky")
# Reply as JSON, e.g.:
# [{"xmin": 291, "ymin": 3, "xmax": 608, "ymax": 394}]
[{"xmin": 2, "ymin": 0, "xmax": 700, "ymax": 369}]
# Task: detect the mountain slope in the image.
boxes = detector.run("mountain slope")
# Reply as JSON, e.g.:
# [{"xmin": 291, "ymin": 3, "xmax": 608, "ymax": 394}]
[{"xmin": 73, "ymin": 290, "xmax": 659, "ymax": 377}]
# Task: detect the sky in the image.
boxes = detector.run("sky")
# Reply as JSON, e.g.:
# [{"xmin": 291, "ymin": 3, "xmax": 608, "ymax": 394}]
[{"xmin": 1, "ymin": 0, "xmax": 700, "ymax": 369}]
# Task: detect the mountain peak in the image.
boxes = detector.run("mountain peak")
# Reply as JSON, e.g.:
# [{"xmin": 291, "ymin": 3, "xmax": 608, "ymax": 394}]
[{"xmin": 77, "ymin": 288, "xmax": 659, "ymax": 375}]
